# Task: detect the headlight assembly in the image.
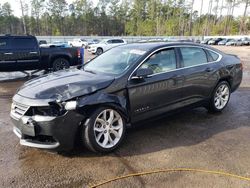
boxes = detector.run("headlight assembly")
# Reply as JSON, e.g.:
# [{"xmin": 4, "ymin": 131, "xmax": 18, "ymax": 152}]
[{"xmin": 64, "ymin": 101, "xmax": 77, "ymax": 110}]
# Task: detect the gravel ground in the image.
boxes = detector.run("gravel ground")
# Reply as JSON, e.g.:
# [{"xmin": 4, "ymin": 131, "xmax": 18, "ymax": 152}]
[{"xmin": 0, "ymin": 46, "xmax": 250, "ymax": 188}]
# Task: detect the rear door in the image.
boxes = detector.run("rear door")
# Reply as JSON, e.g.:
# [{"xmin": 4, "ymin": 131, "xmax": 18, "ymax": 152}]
[
  {"xmin": 128, "ymin": 48, "xmax": 184, "ymax": 123},
  {"xmin": 11, "ymin": 37, "xmax": 40, "ymax": 70},
  {"xmin": 0, "ymin": 36, "xmax": 16, "ymax": 71},
  {"xmin": 178, "ymin": 46, "xmax": 220, "ymax": 104},
  {"xmin": 112, "ymin": 39, "xmax": 125, "ymax": 47}
]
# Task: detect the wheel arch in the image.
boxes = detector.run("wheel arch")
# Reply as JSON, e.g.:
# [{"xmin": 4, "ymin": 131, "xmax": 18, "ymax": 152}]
[
  {"xmin": 76, "ymin": 92, "xmax": 130, "ymax": 124},
  {"xmin": 49, "ymin": 55, "xmax": 71, "ymax": 67},
  {"xmin": 217, "ymin": 76, "xmax": 233, "ymax": 88}
]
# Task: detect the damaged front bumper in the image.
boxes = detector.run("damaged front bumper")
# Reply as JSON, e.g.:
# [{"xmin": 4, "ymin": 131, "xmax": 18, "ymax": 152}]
[{"xmin": 11, "ymin": 102, "xmax": 84, "ymax": 151}]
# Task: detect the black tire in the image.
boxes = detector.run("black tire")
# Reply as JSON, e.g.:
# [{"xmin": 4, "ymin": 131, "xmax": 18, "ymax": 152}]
[
  {"xmin": 207, "ymin": 81, "xmax": 231, "ymax": 113},
  {"xmin": 52, "ymin": 58, "xmax": 70, "ymax": 71},
  {"xmin": 82, "ymin": 106, "xmax": 126, "ymax": 153},
  {"xmin": 96, "ymin": 48, "xmax": 103, "ymax": 56}
]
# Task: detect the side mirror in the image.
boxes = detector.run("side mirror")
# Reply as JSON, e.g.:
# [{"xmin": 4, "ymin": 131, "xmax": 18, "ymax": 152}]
[{"xmin": 131, "ymin": 68, "xmax": 153, "ymax": 80}]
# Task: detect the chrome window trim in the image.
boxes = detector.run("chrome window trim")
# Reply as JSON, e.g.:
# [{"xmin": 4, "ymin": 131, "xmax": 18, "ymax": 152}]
[{"xmin": 128, "ymin": 45, "xmax": 222, "ymax": 80}]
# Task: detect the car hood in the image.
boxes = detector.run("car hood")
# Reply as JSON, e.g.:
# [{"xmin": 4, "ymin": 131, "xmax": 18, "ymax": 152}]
[{"xmin": 17, "ymin": 69, "xmax": 114, "ymax": 101}]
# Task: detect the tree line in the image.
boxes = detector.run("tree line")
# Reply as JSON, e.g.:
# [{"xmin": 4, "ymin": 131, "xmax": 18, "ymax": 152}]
[{"xmin": 0, "ymin": 0, "xmax": 249, "ymax": 36}]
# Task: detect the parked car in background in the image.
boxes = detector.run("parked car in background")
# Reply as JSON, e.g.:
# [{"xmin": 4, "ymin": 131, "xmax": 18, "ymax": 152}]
[
  {"xmin": 218, "ymin": 39, "xmax": 233, "ymax": 45},
  {"xmin": 10, "ymin": 42, "xmax": 242, "ymax": 152},
  {"xmin": 88, "ymin": 38, "xmax": 127, "ymax": 55},
  {"xmin": 0, "ymin": 35, "xmax": 82, "ymax": 72},
  {"xmin": 41, "ymin": 41, "xmax": 71, "ymax": 48},
  {"xmin": 208, "ymin": 38, "xmax": 223, "ymax": 45},
  {"xmin": 240, "ymin": 37, "xmax": 250, "ymax": 45},
  {"xmin": 201, "ymin": 38, "xmax": 212, "ymax": 44},
  {"xmin": 68, "ymin": 38, "xmax": 88, "ymax": 47},
  {"xmin": 225, "ymin": 39, "xmax": 243, "ymax": 46},
  {"xmin": 85, "ymin": 39, "xmax": 100, "ymax": 49},
  {"xmin": 38, "ymin": 40, "xmax": 47, "ymax": 46}
]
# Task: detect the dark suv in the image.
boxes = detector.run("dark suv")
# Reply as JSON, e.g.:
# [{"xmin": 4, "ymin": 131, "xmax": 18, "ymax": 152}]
[
  {"xmin": 10, "ymin": 43, "xmax": 242, "ymax": 153},
  {"xmin": 0, "ymin": 35, "xmax": 82, "ymax": 72}
]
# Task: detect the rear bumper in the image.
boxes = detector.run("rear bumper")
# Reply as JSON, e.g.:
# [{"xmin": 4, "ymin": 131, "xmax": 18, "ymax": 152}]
[{"xmin": 11, "ymin": 111, "xmax": 84, "ymax": 151}]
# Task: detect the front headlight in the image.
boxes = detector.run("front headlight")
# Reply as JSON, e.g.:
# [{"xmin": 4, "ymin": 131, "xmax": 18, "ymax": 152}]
[{"xmin": 64, "ymin": 101, "xmax": 77, "ymax": 110}]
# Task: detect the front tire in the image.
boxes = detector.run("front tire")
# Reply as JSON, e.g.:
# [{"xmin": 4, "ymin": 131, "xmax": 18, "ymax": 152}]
[
  {"xmin": 83, "ymin": 107, "xmax": 126, "ymax": 153},
  {"xmin": 208, "ymin": 81, "xmax": 231, "ymax": 113},
  {"xmin": 96, "ymin": 48, "xmax": 103, "ymax": 56}
]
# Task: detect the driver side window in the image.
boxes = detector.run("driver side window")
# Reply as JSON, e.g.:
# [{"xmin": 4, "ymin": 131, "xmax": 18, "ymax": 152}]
[{"xmin": 139, "ymin": 48, "xmax": 176, "ymax": 74}]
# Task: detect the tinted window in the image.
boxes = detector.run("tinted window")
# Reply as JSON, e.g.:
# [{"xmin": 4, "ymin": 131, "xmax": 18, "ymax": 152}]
[
  {"xmin": 11, "ymin": 38, "xmax": 37, "ymax": 49},
  {"xmin": 107, "ymin": 40, "xmax": 113, "ymax": 44},
  {"xmin": 180, "ymin": 47, "xmax": 207, "ymax": 67},
  {"xmin": 113, "ymin": 39, "xmax": 124, "ymax": 43},
  {"xmin": 207, "ymin": 50, "xmax": 219, "ymax": 61},
  {"xmin": 139, "ymin": 48, "xmax": 176, "ymax": 74},
  {"xmin": 0, "ymin": 38, "xmax": 10, "ymax": 49}
]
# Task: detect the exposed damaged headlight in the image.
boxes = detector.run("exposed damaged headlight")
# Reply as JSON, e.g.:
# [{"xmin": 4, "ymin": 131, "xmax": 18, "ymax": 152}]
[
  {"xmin": 27, "ymin": 105, "xmax": 66, "ymax": 117},
  {"xmin": 64, "ymin": 101, "xmax": 77, "ymax": 110}
]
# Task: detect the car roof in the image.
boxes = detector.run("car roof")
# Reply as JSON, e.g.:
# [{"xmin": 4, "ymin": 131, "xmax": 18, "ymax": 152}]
[
  {"xmin": 123, "ymin": 42, "xmax": 211, "ymax": 50},
  {"xmin": 0, "ymin": 35, "xmax": 36, "ymax": 39},
  {"xmin": 118, "ymin": 42, "xmax": 224, "ymax": 55}
]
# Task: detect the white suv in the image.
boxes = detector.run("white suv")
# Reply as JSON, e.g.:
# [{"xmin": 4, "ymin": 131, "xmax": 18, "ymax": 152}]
[
  {"xmin": 88, "ymin": 39, "xmax": 127, "ymax": 55},
  {"xmin": 68, "ymin": 38, "xmax": 88, "ymax": 47}
]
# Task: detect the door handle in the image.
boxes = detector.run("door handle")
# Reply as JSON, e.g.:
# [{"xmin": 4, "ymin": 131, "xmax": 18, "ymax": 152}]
[
  {"xmin": 205, "ymin": 67, "xmax": 214, "ymax": 72},
  {"xmin": 30, "ymin": 52, "xmax": 38, "ymax": 54},
  {"xmin": 4, "ymin": 52, "xmax": 13, "ymax": 55}
]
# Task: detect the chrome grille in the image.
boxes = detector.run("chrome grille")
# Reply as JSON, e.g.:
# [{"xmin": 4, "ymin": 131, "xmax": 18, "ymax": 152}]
[{"xmin": 10, "ymin": 101, "xmax": 30, "ymax": 120}]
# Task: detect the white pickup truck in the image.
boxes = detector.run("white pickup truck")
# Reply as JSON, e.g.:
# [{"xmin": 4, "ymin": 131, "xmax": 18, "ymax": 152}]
[{"xmin": 68, "ymin": 38, "xmax": 88, "ymax": 47}]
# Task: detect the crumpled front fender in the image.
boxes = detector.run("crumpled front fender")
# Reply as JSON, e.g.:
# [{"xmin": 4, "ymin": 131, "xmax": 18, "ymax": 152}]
[{"xmin": 76, "ymin": 92, "xmax": 129, "ymax": 122}]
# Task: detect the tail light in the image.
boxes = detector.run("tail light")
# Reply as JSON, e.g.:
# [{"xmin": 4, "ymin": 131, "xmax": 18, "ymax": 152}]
[
  {"xmin": 240, "ymin": 61, "xmax": 243, "ymax": 70},
  {"xmin": 77, "ymin": 48, "xmax": 81, "ymax": 58}
]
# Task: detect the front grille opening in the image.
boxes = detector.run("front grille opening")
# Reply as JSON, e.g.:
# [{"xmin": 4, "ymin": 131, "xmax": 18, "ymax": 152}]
[
  {"xmin": 26, "ymin": 105, "xmax": 66, "ymax": 117},
  {"xmin": 11, "ymin": 102, "xmax": 30, "ymax": 120},
  {"xmin": 24, "ymin": 135, "xmax": 57, "ymax": 143}
]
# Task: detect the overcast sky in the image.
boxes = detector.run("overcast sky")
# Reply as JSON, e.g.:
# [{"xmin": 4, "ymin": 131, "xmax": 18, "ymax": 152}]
[{"xmin": 1, "ymin": 0, "xmax": 247, "ymax": 17}]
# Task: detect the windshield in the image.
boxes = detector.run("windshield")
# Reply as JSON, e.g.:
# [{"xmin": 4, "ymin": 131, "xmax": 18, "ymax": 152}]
[
  {"xmin": 84, "ymin": 46, "xmax": 147, "ymax": 75},
  {"xmin": 99, "ymin": 39, "xmax": 107, "ymax": 44}
]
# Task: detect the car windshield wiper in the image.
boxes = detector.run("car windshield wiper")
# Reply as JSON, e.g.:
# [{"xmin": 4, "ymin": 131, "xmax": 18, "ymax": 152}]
[{"xmin": 84, "ymin": 69, "xmax": 96, "ymax": 74}]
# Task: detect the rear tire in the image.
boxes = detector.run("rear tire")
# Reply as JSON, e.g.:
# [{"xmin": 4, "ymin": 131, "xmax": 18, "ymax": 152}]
[
  {"xmin": 207, "ymin": 81, "xmax": 231, "ymax": 113},
  {"xmin": 52, "ymin": 58, "xmax": 70, "ymax": 71},
  {"xmin": 82, "ymin": 107, "xmax": 126, "ymax": 153}
]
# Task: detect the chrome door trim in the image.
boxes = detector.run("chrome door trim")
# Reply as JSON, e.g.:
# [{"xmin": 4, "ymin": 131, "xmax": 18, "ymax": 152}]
[{"xmin": 128, "ymin": 45, "xmax": 222, "ymax": 81}]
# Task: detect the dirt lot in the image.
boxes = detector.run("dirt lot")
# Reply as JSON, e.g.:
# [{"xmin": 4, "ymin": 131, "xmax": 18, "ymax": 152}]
[{"xmin": 0, "ymin": 46, "xmax": 250, "ymax": 188}]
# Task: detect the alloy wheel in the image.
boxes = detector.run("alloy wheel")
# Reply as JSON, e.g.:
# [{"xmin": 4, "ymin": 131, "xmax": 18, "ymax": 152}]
[
  {"xmin": 214, "ymin": 84, "xmax": 230, "ymax": 110},
  {"xmin": 94, "ymin": 109, "xmax": 123, "ymax": 149}
]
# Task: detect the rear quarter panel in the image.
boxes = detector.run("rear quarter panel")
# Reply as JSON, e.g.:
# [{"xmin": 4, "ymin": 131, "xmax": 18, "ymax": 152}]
[{"xmin": 220, "ymin": 54, "xmax": 242, "ymax": 92}]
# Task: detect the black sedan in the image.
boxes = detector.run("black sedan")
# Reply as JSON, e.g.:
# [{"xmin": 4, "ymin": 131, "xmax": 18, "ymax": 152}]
[{"xmin": 10, "ymin": 43, "xmax": 243, "ymax": 153}]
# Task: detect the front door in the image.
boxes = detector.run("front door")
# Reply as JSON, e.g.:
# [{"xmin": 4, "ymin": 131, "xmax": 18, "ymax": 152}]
[
  {"xmin": 127, "ymin": 48, "xmax": 184, "ymax": 123},
  {"xmin": 0, "ymin": 37, "xmax": 16, "ymax": 71},
  {"xmin": 11, "ymin": 37, "xmax": 40, "ymax": 71}
]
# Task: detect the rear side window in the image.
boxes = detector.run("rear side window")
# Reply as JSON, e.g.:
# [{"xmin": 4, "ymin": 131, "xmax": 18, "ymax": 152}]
[
  {"xmin": 0, "ymin": 38, "xmax": 10, "ymax": 49},
  {"xmin": 11, "ymin": 38, "xmax": 37, "ymax": 49},
  {"xmin": 207, "ymin": 50, "xmax": 219, "ymax": 61},
  {"xmin": 113, "ymin": 39, "xmax": 124, "ymax": 43},
  {"xmin": 180, "ymin": 47, "xmax": 207, "ymax": 67}
]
